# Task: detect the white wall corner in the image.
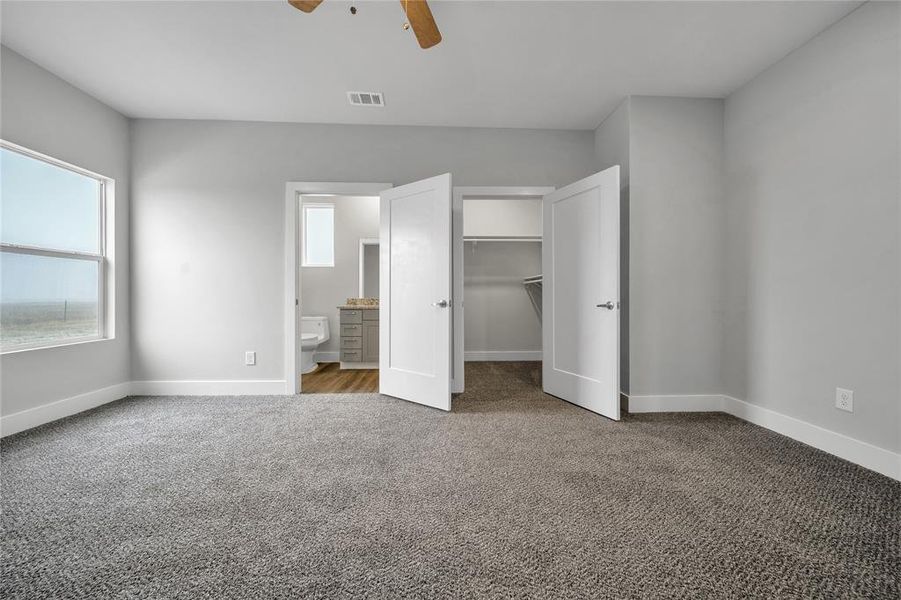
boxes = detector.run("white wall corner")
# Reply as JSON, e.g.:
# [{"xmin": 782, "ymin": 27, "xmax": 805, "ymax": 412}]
[
  {"xmin": 130, "ymin": 380, "xmax": 288, "ymax": 396},
  {"xmin": 0, "ymin": 381, "xmax": 132, "ymax": 437}
]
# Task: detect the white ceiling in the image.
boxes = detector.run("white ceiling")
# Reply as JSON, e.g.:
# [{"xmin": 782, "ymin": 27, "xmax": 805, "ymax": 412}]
[{"xmin": 1, "ymin": 0, "xmax": 861, "ymax": 130}]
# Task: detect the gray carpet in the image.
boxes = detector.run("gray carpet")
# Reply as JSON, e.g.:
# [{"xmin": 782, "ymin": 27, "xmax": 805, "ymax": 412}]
[{"xmin": 2, "ymin": 362, "xmax": 899, "ymax": 599}]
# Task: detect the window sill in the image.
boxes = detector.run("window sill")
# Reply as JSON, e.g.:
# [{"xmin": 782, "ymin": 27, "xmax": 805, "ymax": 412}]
[{"xmin": 1, "ymin": 336, "xmax": 114, "ymax": 356}]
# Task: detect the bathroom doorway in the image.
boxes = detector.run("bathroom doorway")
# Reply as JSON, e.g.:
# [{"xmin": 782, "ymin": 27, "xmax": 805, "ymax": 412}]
[
  {"xmin": 284, "ymin": 182, "xmax": 391, "ymax": 395},
  {"xmin": 299, "ymin": 195, "xmax": 381, "ymax": 394},
  {"xmin": 296, "ymin": 236, "xmax": 381, "ymax": 392}
]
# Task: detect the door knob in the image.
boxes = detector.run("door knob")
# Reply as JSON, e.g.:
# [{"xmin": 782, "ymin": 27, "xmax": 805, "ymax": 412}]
[
  {"xmin": 432, "ymin": 300, "xmax": 451, "ymax": 308},
  {"xmin": 596, "ymin": 301, "xmax": 615, "ymax": 310}
]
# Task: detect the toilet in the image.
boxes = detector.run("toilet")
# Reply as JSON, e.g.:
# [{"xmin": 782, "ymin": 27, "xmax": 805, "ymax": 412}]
[{"xmin": 300, "ymin": 315, "xmax": 330, "ymax": 374}]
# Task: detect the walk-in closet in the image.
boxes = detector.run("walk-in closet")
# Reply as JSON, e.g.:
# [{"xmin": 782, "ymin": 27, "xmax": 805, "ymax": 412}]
[{"xmin": 456, "ymin": 188, "xmax": 550, "ymax": 364}]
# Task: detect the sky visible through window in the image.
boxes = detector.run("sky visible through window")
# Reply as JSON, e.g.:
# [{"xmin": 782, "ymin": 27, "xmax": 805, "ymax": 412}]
[
  {"xmin": 1, "ymin": 148, "xmax": 100, "ymax": 302},
  {"xmin": 1, "ymin": 147, "xmax": 103, "ymax": 347}
]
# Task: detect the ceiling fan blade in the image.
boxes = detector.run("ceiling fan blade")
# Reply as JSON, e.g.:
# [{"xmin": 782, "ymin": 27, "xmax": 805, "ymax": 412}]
[
  {"xmin": 401, "ymin": 0, "xmax": 442, "ymax": 49},
  {"xmin": 288, "ymin": 0, "xmax": 324, "ymax": 13}
]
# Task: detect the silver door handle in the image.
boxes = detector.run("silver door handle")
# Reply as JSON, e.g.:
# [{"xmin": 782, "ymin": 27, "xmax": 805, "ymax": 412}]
[
  {"xmin": 432, "ymin": 300, "xmax": 451, "ymax": 308},
  {"xmin": 596, "ymin": 301, "xmax": 615, "ymax": 310}
]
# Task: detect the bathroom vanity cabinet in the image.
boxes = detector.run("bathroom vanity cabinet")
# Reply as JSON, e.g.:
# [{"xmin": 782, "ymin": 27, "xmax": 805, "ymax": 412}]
[{"xmin": 339, "ymin": 307, "xmax": 379, "ymax": 368}]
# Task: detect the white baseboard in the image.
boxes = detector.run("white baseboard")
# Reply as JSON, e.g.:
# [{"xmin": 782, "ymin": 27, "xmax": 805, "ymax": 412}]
[
  {"xmin": 313, "ymin": 351, "xmax": 339, "ymax": 363},
  {"xmin": 627, "ymin": 394, "xmax": 723, "ymax": 413},
  {"xmin": 464, "ymin": 351, "xmax": 542, "ymax": 362},
  {"xmin": 626, "ymin": 392, "xmax": 900, "ymax": 481},
  {"xmin": 1, "ymin": 382, "xmax": 131, "ymax": 437},
  {"xmin": 130, "ymin": 379, "xmax": 287, "ymax": 396},
  {"xmin": 6, "ymin": 381, "xmax": 896, "ymax": 481},
  {"xmin": 722, "ymin": 396, "xmax": 900, "ymax": 482},
  {"xmin": 1, "ymin": 378, "xmax": 288, "ymax": 437}
]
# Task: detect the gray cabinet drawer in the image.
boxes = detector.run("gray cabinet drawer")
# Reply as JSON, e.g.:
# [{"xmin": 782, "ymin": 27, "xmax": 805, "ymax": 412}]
[
  {"xmin": 341, "ymin": 350, "xmax": 362, "ymax": 362},
  {"xmin": 340, "ymin": 309, "xmax": 363, "ymax": 324},
  {"xmin": 341, "ymin": 337, "xmax": 362, "ymax": 349},
  {"xmin": 362, "ymin": 309, "xmax": 379, "ymax": 321},
  {"xmin": 341, "ymin": 324, "xmax": 362, "ymax": 337}
]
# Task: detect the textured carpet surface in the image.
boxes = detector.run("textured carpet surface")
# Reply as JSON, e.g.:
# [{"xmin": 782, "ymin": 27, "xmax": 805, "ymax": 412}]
[{"xmin": 2, "ymin": 362, "xmax": 899, "ymax": 599}]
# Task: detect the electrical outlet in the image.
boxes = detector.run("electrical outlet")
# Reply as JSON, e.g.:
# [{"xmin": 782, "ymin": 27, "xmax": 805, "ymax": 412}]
[
  {"xmin": 245, "ymin": 351, "xmax": 256, "ymax": 366},
  {"xmin": 835, "ymin": 387, "xmax": 853, "ymax": 413}
]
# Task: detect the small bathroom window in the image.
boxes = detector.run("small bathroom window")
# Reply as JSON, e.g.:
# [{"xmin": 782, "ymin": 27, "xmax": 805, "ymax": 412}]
[{"xmin": 302, "ymin": 203, "xmax": 335, "ymax": 267}]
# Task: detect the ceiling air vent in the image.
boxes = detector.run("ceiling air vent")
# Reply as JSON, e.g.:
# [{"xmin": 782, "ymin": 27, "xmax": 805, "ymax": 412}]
[{"xmin": 347, "ymin": 91, "xmax": 385, "ymax": 107}]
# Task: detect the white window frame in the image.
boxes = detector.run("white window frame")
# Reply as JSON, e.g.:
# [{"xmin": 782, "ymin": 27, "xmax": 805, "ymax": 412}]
[
  {"xmin": 0, "ymin": 140, "xmax": 112, "ymax": 353},
  {"xmin": 301, "ymin": 202, "xmax": 335, "ymax": 268}
]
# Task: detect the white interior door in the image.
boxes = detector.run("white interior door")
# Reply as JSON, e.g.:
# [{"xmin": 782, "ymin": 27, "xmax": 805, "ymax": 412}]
[
  {"xmin": 380, "ymin": 173, "xmax": 453, "ymax": 411},
  {"xmin": 542, "ymin": 166, "xmax": 620, "ymax": 420}
]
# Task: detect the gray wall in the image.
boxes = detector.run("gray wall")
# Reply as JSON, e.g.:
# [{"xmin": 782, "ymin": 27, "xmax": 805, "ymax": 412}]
[
  {"xmin": 463, "ymin": 241, "xmax": 542, "ymax": 356},
  {"xmin": 594, "ymin": 99, "xmax": 631, "ymax": 186},
  {"xmin": 594, "ymin": 99, "xmax": 632, "ymax": 392},
  {"xmin": 130, "ymin": 120, "xmax": 595, "ymax": 382},
  {"xmin": 601, "ymin": 96, "xmax": 726, "ymax": 398},
  {"xmin": 723, "ymin": 1, "xmax": 900, "ymax": 452},
  {"xmin": 629, "ymin": 97, "xmax": 726, "ymax": 396},
  {"xmin": 0, "ymin": 47, "xmax": 131, "ymax": 416},
  {"xmin": 301, "ymin": 194, "xmax": 379, "ymax": 356}
]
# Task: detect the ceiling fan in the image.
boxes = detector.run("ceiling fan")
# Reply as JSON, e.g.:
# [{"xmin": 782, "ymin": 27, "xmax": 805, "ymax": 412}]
[{"xmin": 288, "ymin": 0, "xmax": 442, "ymax": 49}]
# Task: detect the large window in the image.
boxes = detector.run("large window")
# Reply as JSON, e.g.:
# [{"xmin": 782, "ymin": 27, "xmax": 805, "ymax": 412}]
[
  {"xmin": 302, "ymin": 203, "xmax": 335, "ymax": 267},
  {"xmin": 0, "ymin": 142, "xmax": 110, "ymax": 351}
]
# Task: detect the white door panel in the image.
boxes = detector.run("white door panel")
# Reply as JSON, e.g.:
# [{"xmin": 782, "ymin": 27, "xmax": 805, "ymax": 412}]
[
  {"xmin": 380, "ymin": 174, "xmax": 452, "ymax": 411},
  {"xmin": 543, "ymin": 167, "xmax": 620, "ymax": 420}
]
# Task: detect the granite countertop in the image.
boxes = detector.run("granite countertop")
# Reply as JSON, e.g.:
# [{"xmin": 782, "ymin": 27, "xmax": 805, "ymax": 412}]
[{"xmin": 338, "ymin": 304, "xmax": 379, "ymax": 310}]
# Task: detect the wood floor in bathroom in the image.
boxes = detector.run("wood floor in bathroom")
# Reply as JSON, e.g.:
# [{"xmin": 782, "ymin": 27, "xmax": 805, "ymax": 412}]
[{"xmin": 301, "ymin": 362, "xmax": 379, "ymax": 393}]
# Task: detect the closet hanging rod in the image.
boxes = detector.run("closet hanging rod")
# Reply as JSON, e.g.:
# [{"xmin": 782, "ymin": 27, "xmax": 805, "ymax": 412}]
[
  {"xmin": 464, "ymin": 237, "xmax": 542, "ymax": 242},
  {"xmin": 467, "ymin": 275, "xmax": 532, "ymax": 283}
]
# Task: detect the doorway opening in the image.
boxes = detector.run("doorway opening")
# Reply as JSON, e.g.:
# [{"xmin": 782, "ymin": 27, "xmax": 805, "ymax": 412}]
[
  {"xmin": 453, "ymin": 187, "xmax": 553, "ymax": 394},
  {"xmin": 300, "ymin": 194, "xmax": 379, "ymax": 394},
  {"xmin": 300, "ymin": 195, "xmax": 380, "ymax": 393},
  {"xmin": 284, "ymin": 182, "xmax": 392, "ymax": 395}
]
